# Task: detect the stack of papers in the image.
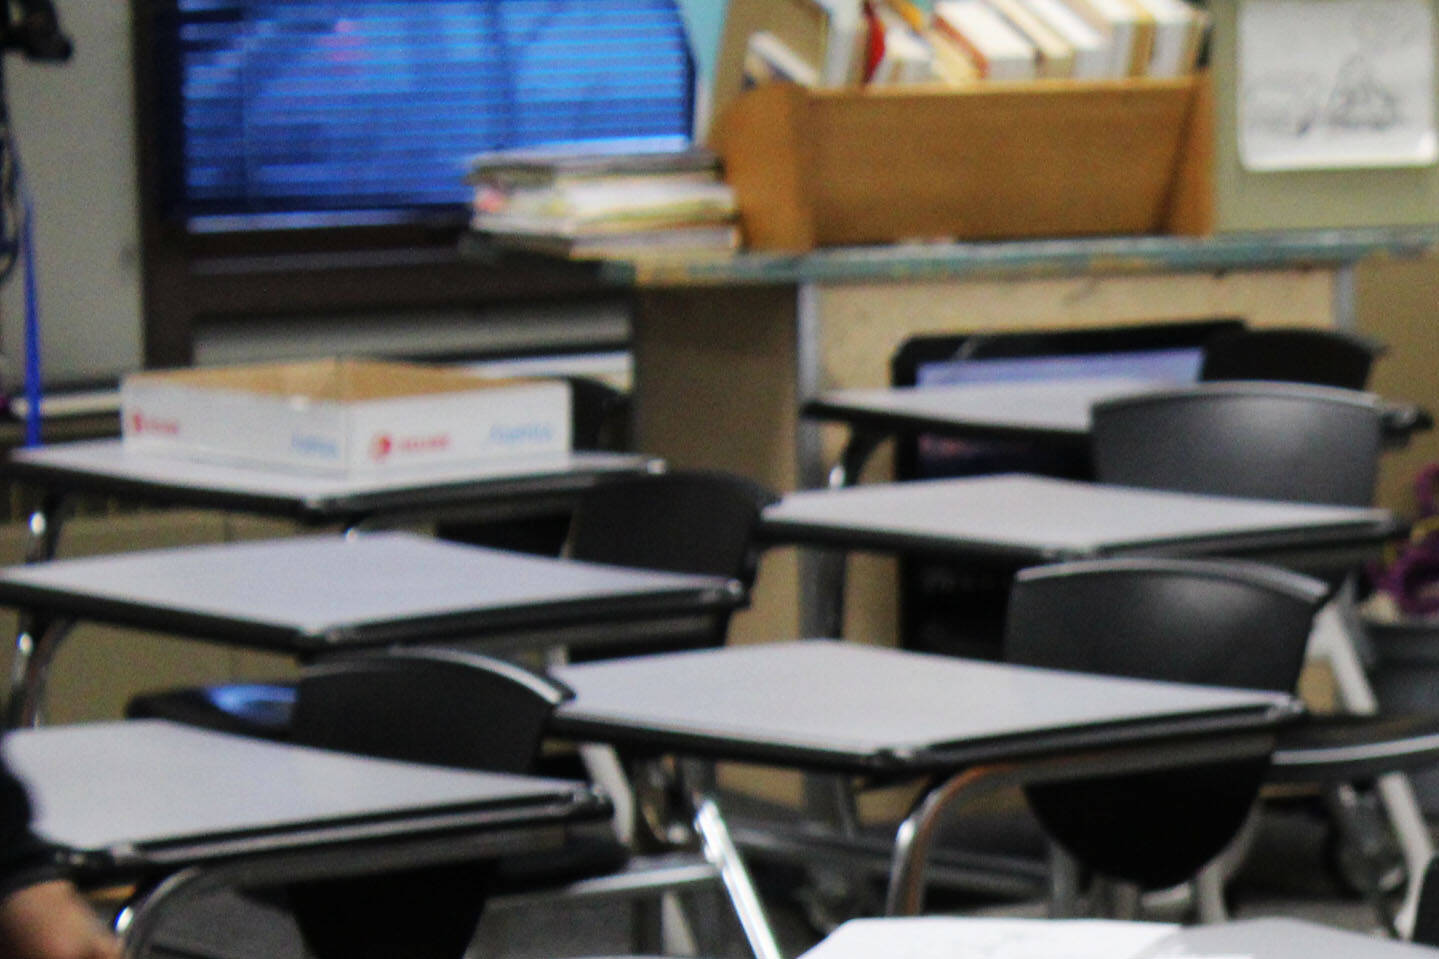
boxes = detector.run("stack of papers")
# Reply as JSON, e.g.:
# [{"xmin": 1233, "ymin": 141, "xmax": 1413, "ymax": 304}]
[{"xmin": 467, "ymin": 141, "xmax": 740, "ymax": 262}]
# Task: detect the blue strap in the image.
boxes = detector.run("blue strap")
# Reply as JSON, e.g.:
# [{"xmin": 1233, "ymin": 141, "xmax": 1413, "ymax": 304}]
[{"xmin": 20, "ymin": 176, "xmax": 39, "ymax": 447}]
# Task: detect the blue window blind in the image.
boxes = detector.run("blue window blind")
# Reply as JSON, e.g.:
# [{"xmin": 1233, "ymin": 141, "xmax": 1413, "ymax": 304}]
[{"xmin": 163, "ymin": 0, "xmax": 695, "ymax": 222}]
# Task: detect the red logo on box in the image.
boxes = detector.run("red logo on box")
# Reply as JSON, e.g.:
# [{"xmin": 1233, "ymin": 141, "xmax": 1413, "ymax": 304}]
[
  {"xmin": 368, "ymin": 432, "xmax": 450, "ymax": 461},
  {"xmin": 129, "ymin": 410, "xmax": 180, "ymax": 436}
]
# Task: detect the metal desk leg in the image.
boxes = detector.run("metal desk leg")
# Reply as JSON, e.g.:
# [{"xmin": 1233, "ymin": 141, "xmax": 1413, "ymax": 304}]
[
  {"xmin": 114, "ymin": 865, "xmax": 221, "ymax": 959},
  {"xmin": 692, "ymin": 794, "xmax": 785, "ymax": 959},
  {"xmin": 827, "ymin": 431, "xmax": 887, "ymax": 492},
  {"xmin": 7, "ymin": 615, "xmax": 75, "ymax": 728},
  {"xmin": 1307, "ymin": 595, "xmax": 1434, "ymax": 936},
  {"xmin": 9, "ymin": 495, "xmax": 72, "ymax": 728},
  {"xmin": 803, "ymin": 430, "xmax": 888, "ymax": 639},
  {"xmin": 23, "ymin": 492, "xmax": 68, "ymax": 564}
]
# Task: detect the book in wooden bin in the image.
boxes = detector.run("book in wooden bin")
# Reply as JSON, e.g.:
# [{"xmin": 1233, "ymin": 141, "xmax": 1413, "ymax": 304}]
[{"xmin": 708, "ymin": 75, "xmax": 1213, "ymax": 251}]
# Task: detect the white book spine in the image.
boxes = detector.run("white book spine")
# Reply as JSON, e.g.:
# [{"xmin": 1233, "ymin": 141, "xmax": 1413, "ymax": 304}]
[
  {"xmin": 1062, "ymin": 0, "xmax": 1138, "ymax": 77},
  {"xmin": 1133, "ymin": 0, "xmax": 1198, "ymax": 77},
  {"xmin": 983, "ymin": 0, "xmax": 1076, "ymax": 78},
  {"xmin": 813, "ymin": 0, "xmax": 866, "ymax": 84},
  {"xmin": 1016, "ymin": 0, "xmax": 1114, "ymax": 78},
  {"xmin": 746, "ymin": 31, "xmax": 822, "ymax": 86},
  {"xmin": 934, "ymin": 0, "xmax": 1038, "ymax": 80}
]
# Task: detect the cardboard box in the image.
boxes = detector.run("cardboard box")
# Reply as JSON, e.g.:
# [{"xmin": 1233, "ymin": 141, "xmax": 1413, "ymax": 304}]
[
  {"xmin": 709, "ymin": 77, "xmax": 1207, "ymax": 250},
  {"xmin": 121, "ymin": 359, "xmax": 572, "ymax": 475}
]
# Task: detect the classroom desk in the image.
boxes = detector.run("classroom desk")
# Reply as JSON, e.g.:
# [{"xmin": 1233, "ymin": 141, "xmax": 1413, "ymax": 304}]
[
  {"xmin": 761, "ymin": 473, "xmax": 1398, "ymax": 581},
  {"xmin": 0, "ymin": 531, "xmax": 740, "ymax": 728},
  {"xmin": 760, "ymin": 473, "xmax": 1433, "ymax": 925},
  {"xmin": 5, "ymin": 719, "xmax": 609, "ymax": 959},
  {"xmin": 798, "ymin": 916, "xmax": 1439, "ymax": 959},
  {"xmin": 550, "ymin": 640, "xmax": 1300, "ymax": 940},
  {"xmin": 803, "ymin": 378, "xmax": 1433, "ymax": 486},
  {"xmin": 2, "ymin": 437, "xmax": 659, "ymax": 562}
]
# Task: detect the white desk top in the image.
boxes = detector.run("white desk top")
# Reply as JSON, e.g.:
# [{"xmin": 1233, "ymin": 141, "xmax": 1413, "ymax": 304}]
[
  {"xmin": 0, "ymin": 531, "xmax": 737, "ymax": 651},
  {"xmin": 805, "ymin": 379, "xmax": 1423, "ymax": 448},
  {"xmin": 808, "ymin": 377, "xmax": 1159, "ymax": 441},
  {"xmin": 798, "ymin": 917, "xmax": 1438, "ymax": 959},
  {"xmin": 5, "ymin": 720, "xmax": 602, "ymax": 867},
  {"xmin": 552, "ymin": 641, "xmax": 1296, "ymax": 774},
  {"xmin": 3, "ymin": 438, "xmax": 656, "ymax": 520},
  {"xmin": 761, "ymin": 474, "xmax": 1397, "ymax": 561}
]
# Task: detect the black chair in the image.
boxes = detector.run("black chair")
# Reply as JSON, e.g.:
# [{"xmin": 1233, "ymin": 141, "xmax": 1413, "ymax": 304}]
[
  {"xmin": 282, "ymin": 649, "xmax": 566, "ymax": 959},
  {"xmin": 1091, "ymin": 381, "xmax": 1439, "ymax": 927},
  {"xmin": 1090, "ymin": 380, "xmax": 1385, "ymax": 507},
  {"xmin": 1005, "ymin": 558, "xmax": 1329, "ymax": 897},
  {"xmin": 1199, "ymin": 327, "xmax": 1386, "ymax": 391},
  {"xmin": 563, "ymin": 469, "xmax": 777, "ymax": 659},
  {"xmin": 240, "ymin": 648, "xmax": 731, "ymax": 959}
]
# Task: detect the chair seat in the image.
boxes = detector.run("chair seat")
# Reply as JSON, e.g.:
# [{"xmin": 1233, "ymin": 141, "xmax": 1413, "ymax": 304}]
[{"xmin": 1268, "ymin": 713, "xmax": 1439, "ymax": 783}]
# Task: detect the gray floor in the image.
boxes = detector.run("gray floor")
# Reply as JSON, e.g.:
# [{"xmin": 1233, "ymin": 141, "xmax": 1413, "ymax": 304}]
[{"xmin": 143, "ymin": 793, "xmax": 1412, "ymax": 959}]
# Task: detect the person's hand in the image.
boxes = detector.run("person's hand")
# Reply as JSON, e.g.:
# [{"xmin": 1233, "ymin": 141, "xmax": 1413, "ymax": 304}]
[{"xmin": 0, "ymin": 879, "xmax": 121, "ymax": 959}]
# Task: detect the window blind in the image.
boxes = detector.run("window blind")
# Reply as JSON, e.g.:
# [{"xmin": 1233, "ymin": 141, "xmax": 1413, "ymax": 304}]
[{"xmin": 161, "ymin": 0, "xmax": 695, "ymax": 221}]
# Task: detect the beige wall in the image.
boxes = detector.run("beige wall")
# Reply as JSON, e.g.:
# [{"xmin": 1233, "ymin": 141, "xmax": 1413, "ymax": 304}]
[{"xmin": 1358, "ymin": 256, "xmax": 1439, "ymax": 515}]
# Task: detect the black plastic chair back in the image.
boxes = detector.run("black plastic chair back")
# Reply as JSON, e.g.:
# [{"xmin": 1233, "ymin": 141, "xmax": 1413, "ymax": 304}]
[
  {"xmin": 1005, "ymin": 558, "xmax": 1329, "ymax": 890},
  {"xmin": 290, "ymin": 648, "xmax": 569, "ymax": 773},
  {"xmin": 285, "ymin": 649, "xmax": 570, "ymax": 959},
  {"xmin": 568, "ymin": 469, "xmax": 776, "ymax": 587},
  {"xmin": 1091, "ymin": 382, "xmax": 1385, "ymax": 507},
  {"xmin": 564, "ymin": 470, "xmax": 776, "ymax": 657},
  {"xmin": 563, "ymin": 374, "xmax": 631, "ymax": 453},
  {"xmin": 1199, "ymin": 327, "xmax": 1385, "ymax": 391}
]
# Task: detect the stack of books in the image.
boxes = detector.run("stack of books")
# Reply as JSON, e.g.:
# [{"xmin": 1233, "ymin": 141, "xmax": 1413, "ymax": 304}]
[
  {"xmin": 467, "ymin": 138, "xmax": 741, "ymax": 262},
  {"xmin": 728, "ymin": 0, "xmax": 1207, "ymax": 94}
]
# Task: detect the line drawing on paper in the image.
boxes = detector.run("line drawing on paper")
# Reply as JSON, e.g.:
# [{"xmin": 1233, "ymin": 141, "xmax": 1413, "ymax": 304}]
[
  {"xmin": 1237, "ymin": 0, "xmax": 1437, "ymax": 169},
  {"xmin": 1326, "ymin": 55, "xmax": 1402, "ymax": 130}
]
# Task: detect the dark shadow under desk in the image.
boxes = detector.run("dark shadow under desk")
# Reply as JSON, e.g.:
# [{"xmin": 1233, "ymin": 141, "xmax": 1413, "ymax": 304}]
[
  {"xmin": 5, "ymin": 719, "xmax": 608, "ymax": 959},
  {"xmin": 0, "ymin": 531, "xmax": 740, "ymax": 728}
]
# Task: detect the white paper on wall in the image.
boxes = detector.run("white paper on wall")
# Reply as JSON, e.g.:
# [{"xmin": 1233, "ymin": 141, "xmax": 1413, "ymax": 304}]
[{"xmin": 1237, "ymin": 0, "xmax": 1438, "ymax": 169}]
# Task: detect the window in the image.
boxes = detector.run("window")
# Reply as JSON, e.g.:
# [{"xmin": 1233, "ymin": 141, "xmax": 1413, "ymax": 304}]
[{"xmin": 151, "ymin": 0, "xmax": 696, "ymax": 227}]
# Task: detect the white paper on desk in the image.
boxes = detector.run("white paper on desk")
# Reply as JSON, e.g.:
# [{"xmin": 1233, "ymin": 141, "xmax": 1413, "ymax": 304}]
[
  {"xmin": 1237, "ymin": 0, "xmax": 1437, "ymax": 170},
  {"xmin": 800, "ymin": 918, "xmax": 1189, "ymax": 959}
]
